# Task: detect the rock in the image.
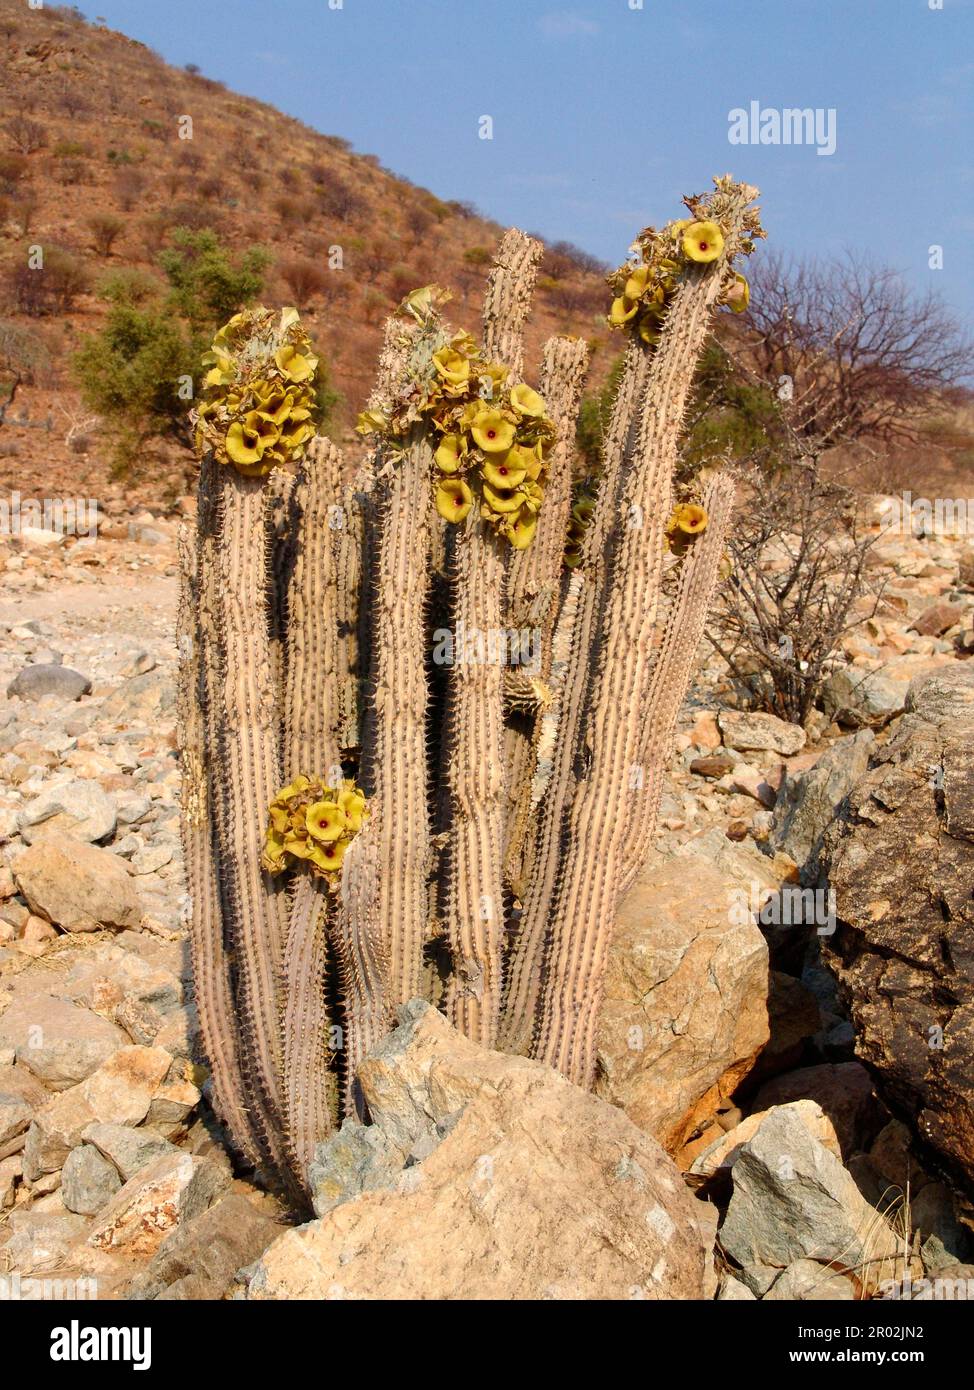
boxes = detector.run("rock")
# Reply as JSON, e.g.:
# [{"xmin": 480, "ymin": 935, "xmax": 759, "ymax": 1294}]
[
  {"xmin": 129, "ymin": 843, "xmax": 174, "ymax": 876},
  {"xmin": 14, "ymin": 841, "xmax": 141, "ymax": 932},
  {"xmin": 909, "ymin": 1183, "xmax": 974, "ymax": 1269},
  {"xmin": 0, "ymin": 1154, "xmax": 20, "ymax": 1207},
  {"xmin": 6, "ymin": 665, "xmax": 91, "ymax": 703},
  {"xmin": 750, "ymin": 972, "xmax": 821, "ymax": 1082},
  {"xmin": 764, "ymin": 1259, "xmax": 856, "ymax": 1300},
  {"xmin": 0, "ymin": 1091, "xmax": 32, "ymax": 1146},
  {"xmin": 595, "ymin": 852, "xmax": 769, "ymax": 1153},
  {"xmin": 99, "ymin": 670, "xmax": 174, "ymax": 723},
  {"xmin": 0, "ymin": 994, "xmax": 128, "ymax": 1090},
  {"xmin": 718, "ymin": 711, "xmax": 806, "ymax": 756},
  {"xmin": 82, "ymin": 1123, "xmax": 177, "ymax": 1181},
  {"xmin": 309, "ymin": 1122, "xmax": 406, "ymax": 1218},
  {"xmin": 19, "ymin": 779, "xmax": 117, "ymax": 844},
  {"xmin": 822, "ymin": 668, "xmax": 908, "ymax": 728},
  {"xmin": 751, "ymin": 1062, "xmax": 886, "ymax": 1160},
  {"xmin": 823, "ymin": 666, "xmax": 974, "ymax": 1190},
  {"xmin": 61, "ymin": 1143, "xmax": 122, "ymax": 1215},
  {"xmin": 689, "ymin": 754, "xmax": 734, "ymax": 778},
  {"xmin": 690, "ymin": 1099, "xmax": 842, "ymax": 1181},
  {"xmin": 22, "ymin": 1046, "xmax": 174, "ymax": 1180},
  {"xmin": 86, "ymin": 1152, "xmax": 232, "ymax": 1258},
  {"xmin": 124, "ymin": 1193, "xmax": 284, "ymax": 1300},
  {"xmin": 4, "ymin": 1211, "xmax": 90, "ymax": 1274},
  {"xmin": 246, "ymin": 1002, "xmax": 715, "ymax": 1301},
  {"xmin": 769, "ymin": 730, "xmax": 874, "ymax": 882},
  {"xmin": 719, "ymin": 1106, "xmax": 900, "ymax": 1295},
  {"xmin": 718, "ymin": 1273, "xmax": 756, "ymax": 1300},
  {"xmin": 912, "ymin": 601, "xmax": 965, "ymax": 637}
]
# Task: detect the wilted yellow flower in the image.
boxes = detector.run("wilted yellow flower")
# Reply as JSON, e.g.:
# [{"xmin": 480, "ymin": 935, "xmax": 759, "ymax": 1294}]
[
  {"xmin": 509, "ymin": 383, "xmax": 546, "ymax": 418},
  {"xmin": 226, "ymin": 411, "xmax": 279, "ymax": 467},
  {"xmin": 471, "ymin": 410, "xmax": 516, "ymax": 454},
  {"xmin": 681, "ymin": 220, "xmax": 724, "ymax": 263},
  {"xmin": 338, "ymin": 785, "xmax": 367, "ymax": 832},
  {"xmin": 624, "ymin": 265, "xmax": 652, "ymax": 300},
  {"xmin": 724, "ymin": 272, "xmax": 750, "ymax": 313},
  {"xmin": 432, "ymin": 347, "xmax": 471, "ymax": 387},
  {"xmin": 356, "ymin": 407, "xmax": 389, "ymax": 436},
  {"xmin": 436, "ymin": 477, "xmax": 473, "ymax": 522},
  {"xmin": 609, "ymin": 296, "xmax": 639, "ymax": 326},
  {"xmin": 502, "ymin": 506, "xmax": 538, "ymax": 549},
  {"xmin": 274, "ymin": 344, "xmax": 317, "ymax": 382}
]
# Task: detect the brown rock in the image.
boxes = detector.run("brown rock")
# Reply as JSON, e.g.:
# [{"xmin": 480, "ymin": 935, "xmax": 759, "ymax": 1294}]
[
  {"xmin": 14, "ymin": 841, "xmax": 141, "ymax": 933},
  {"xmin": 911, "ymin": 601, "xmax": 966, "ymax": 637},
  {"xmin": 596, "ymin": 853, "xmax": 769, "ymax": 1153},
  {"xmin": 87, "ymin": 1152, "xmax": 230, "ymax": 1257},
  {"xmin": 689, "ymin": 754, "xmax": 734, "ymax": 778},
  {"xmin": 247, "ymin": 1003, "xmax": 715, "ymax": 1301}
]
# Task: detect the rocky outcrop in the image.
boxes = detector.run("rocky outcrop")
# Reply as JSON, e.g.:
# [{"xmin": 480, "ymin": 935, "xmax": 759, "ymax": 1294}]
[
  {"xmin": 769, "ymin": 730, "xmax": 874, "ymax": 882},
  {"xmin": 823, "ymin": 666, "xmax": 974, "ymax": 1191},
  {"xmin": 595, "ymin": 852, "xmax": 769, "ymax": 1153},
  {"xmin": 246, "ymin": 1002, "xmax": 717, "ymax": 1301}
]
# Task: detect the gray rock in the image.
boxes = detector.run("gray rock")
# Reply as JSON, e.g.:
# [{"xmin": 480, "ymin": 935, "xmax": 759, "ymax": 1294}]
[
  {"xmin": 717, "ymin": 1273, "xmax": 757, "ymax": 1300},
  {"xmin": 309, "ymin": 1121, "xmax": 407, "ymax": 1218},
  {"xmin": 0, "ymin": 994, "xmax": 127, "ymax": 1090},
  {"xmin": 719, "ymin": 1107, "xmax": 898, "ymax": 1293},
  {"xmin": 123, "ymin": 1193, "xmax": 283, "ymax": 1301},
  {"xmin": 6, "ymin": 665, "xmax": 91, "ymax": 704},
  {"xmin": 61, "ymin": 1143, "xmax": 122, "ymax": 1215},
  {"xmin": 822, "ymin": 668, "xmax": 908, "ymax": 728},
  {"xmin": 4, "ymin": 1210, "xmax": 90, "ymax": 1274},
  {"xmin": 769, "ymin": 729, "xmax": 874, "ymax": 881},
  {"xmin": 718, "ymin": 710, "xmax": 807, "ymax": 756},
  {"xmin": 82, "ymin": 1123, "xmax": 177, "ymax": 1181},
  {"xmin": 764, "ymin": 1258, "xmax": 856, "ymax": 1300},
  {"xmin": 86, "ymin": 1152, "xmax": 232, "ymax": 1258},
  {"xmin": 19, "ymin": 779, "xmax": 117, "ymax": 844}
]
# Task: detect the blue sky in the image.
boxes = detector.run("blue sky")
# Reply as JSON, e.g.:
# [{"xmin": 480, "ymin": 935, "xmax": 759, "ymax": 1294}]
[{"xmin": 86, "ymin": 0, "xmax": 973, "ymax": 326}]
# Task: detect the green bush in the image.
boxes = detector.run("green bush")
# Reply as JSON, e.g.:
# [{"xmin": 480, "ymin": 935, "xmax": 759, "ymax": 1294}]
[{"xmin": 158, "ymin": 227, "xmax": 270, "ymax": 331}]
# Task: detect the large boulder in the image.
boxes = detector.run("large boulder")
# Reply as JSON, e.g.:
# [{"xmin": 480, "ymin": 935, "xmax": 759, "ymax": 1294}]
[
  {"xmin": 822, "ymin": 668, "xmax": 908, "ymax": 728},
  {"xmin": 246, "ymin": 1002, "xmax": 716, "ymax": 1301},
  {"xmin": 823, "ymin": 666, "xmax": 974, "ymax": 1191},
  {"xmin": 595, "ymin": 853, "xmax": 769, "ymax": 1152}
]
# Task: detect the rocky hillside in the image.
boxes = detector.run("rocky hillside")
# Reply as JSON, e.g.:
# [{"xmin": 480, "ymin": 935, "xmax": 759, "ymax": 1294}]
[{"xmin": 0, "ymin": 0, "xmax": 608, "ymax": 507}]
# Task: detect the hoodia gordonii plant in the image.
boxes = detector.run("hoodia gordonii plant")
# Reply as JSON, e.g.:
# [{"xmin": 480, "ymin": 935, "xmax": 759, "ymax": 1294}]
[{"xmin": 179, "ymin": 176, "xmax": 764, "ymax": 1203}]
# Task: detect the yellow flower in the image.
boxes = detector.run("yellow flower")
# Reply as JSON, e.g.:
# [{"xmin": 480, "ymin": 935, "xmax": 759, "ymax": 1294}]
[
  {"xmin": 355, "ymin": 408, "xmax": 389, "ymax": 436},
  {"xmin": 203, "ymin": 352, "xmax": 235, "ymax": 388},
  {"xmin": 482, "ymin": 481, "xmax": 523, "ymax": 514},
  {"xmin": 434, "ymin": 434, "xmax": 466, "ymax": 474},
  {"xmin": 624, "ymin": 265, "xmax": 652, "ymax": 300},
  {"xmin": 503, "ymin": 506, "xmax": 538, "ymax": 549},
  {"xmin": 666, "ymin": 503, "xmax": 709, "ymax": 548},
  {"xmin": 338, "ymin": 785, "xmax": 367, "ymax": 832},
  {"xmin": 681, "ymin": 220, "xmax": 724, "ymax": 263},
  {"xmin": 609, "ymin": 296, "xmax": 639, "ymax": 326},
  {"xmin": 311, "ymin": 837, "xmax": 348, "ymax": 874},
  {"xmin": 638, "ymin": 321, "xmax": 661, "ymax": 346},
  {"xmin": 435, "ymin": 477, "xmax": 473, "ymax": 522},
  {"xmin": 432, "ymin": 347, "xmax": 471, "ymax": 387},
  {"xmin": 306, "ymin": 800, "xmax": 348, "ymax": 843},
  {"xmin": 479, "ymin": 361, "xmax": 509, "ymax": 399},
  {"xmin": 509, "ymin": 383, "xmax": 545, "ymax": 418},
  {"xmin": 226, "ymin": 411, "xmax": 279, "ymax": 468},
  {"xmin": 471, "ymin": 410, "xmax": 516, "ymax": 454},
  {"xmin": 724, "ymin": 272, "xmax": 750, "ymax": 313},
  {"xmin": 518, "ymin": 479, "xmax": 544, "ymax": 514},
  {"xmin": 274, "ymin": 344, "xmax": 316, "ymax": 383},
  {"xmin": 482, "ymin": 453, "xmax": 527, "ymax": 489}
]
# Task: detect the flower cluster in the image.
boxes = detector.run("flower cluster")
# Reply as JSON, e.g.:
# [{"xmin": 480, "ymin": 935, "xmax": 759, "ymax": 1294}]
[
  {"xmin": 356, "ymin": 288, "xmax": 557, "ymax": 550},
  {"xmin": 606, "ymin": 177, "xmax": 764, "ymax": 343},
  {"xmin": 261, "ymin": 775, "xmax": 367, "ymax": 880},
  {"xmin": 194, "ymin": 307, "xmax": 319, "ymax": 477}
]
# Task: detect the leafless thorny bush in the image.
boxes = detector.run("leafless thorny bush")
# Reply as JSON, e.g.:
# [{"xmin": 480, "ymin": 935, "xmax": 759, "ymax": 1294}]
[{"xmin": 710, "ymin": 462, "xmax": 884, "ymax": 725}]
